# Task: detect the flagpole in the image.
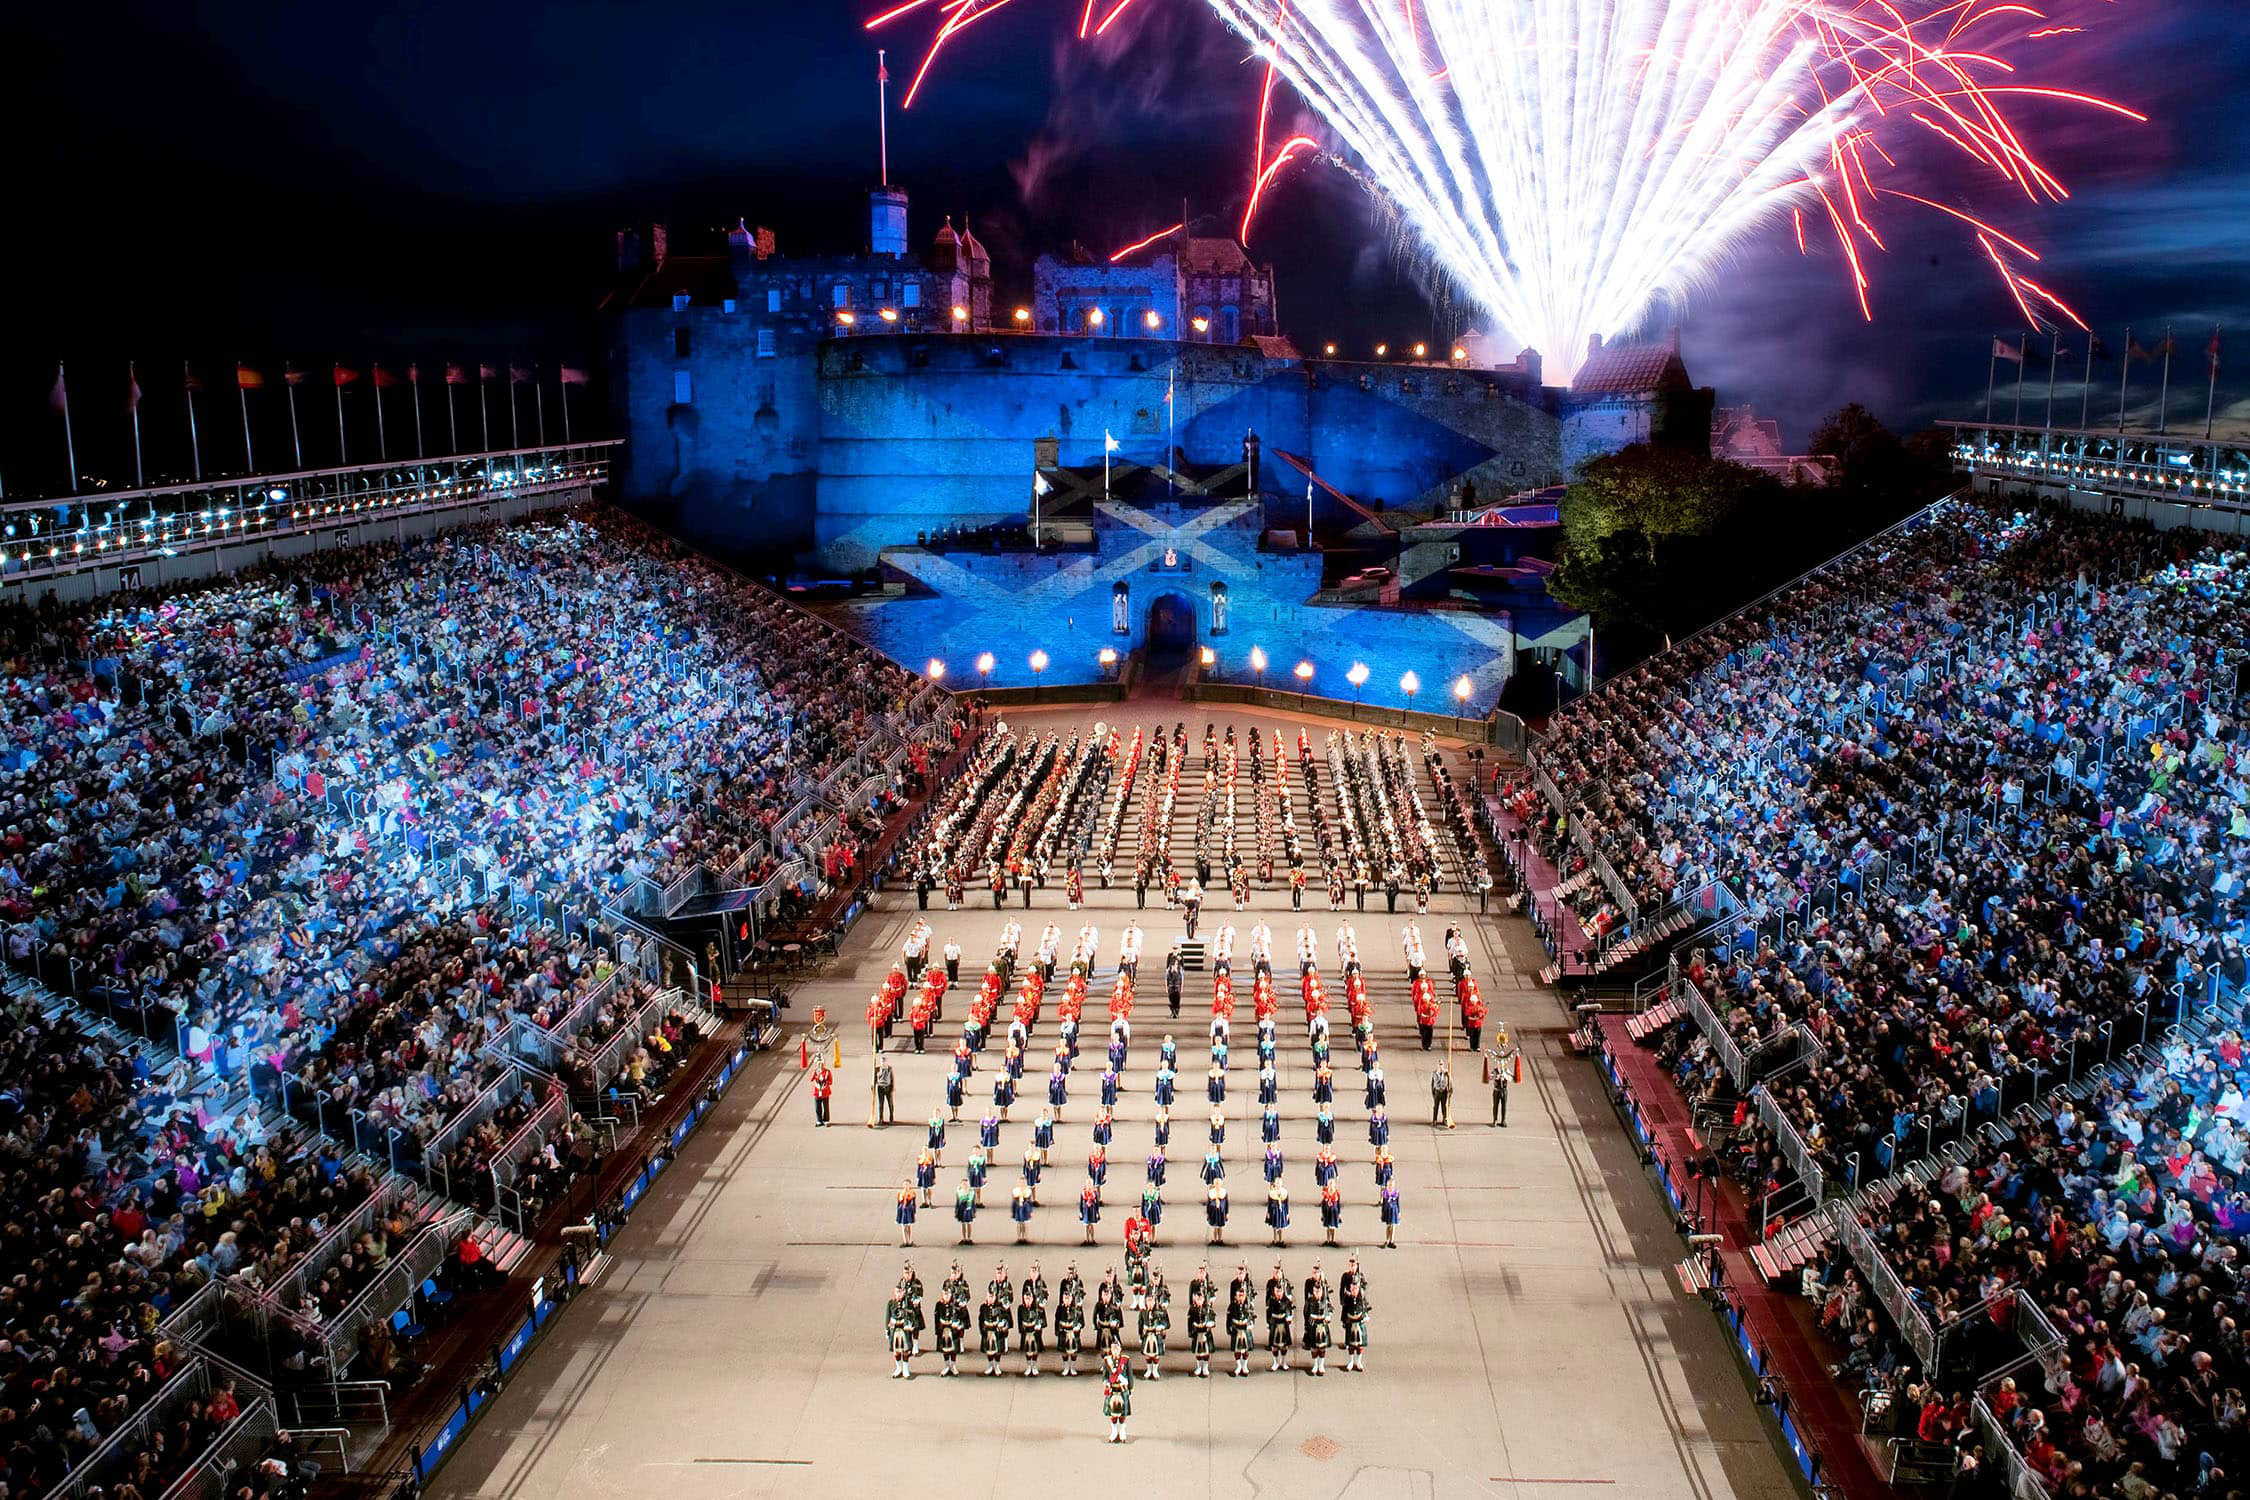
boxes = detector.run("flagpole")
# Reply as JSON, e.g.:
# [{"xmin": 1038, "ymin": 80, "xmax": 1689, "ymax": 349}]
[
  {"xmin": 2157, "ymin": 324, "xmax": 2172, "ymax": 436},
  {"xmin": 877, "ymin": 49, "xmax": 890, "ymax": 188},
  {"xmin": 510, "ymin": 377, "xmax": 521, "ymax": 450},
  {"xmin": 374, "ymin": 371, "xmax": 389, "ymax": 461},
  {"xmin": 560, "ymin": 378, "xmax": 572, "ymax": 444},
  {"xmin": 480, "ymin": 373, "xmax": 492, "ymax": 451},
  {"xmin": 185, "ymin": 362, "xmax": 203, "ymax": 481},
  {"xmin": 536, "ymin": 379, "xmax": 547, "ymax": 448},
  {"xmin": 412, "ymin": 368, "xmax": 426, "ymax": 458},
  {"xmin": 129, "ymin": 362, "xmax": 145, "ymax": 487},
  {"xmin": 56, "ymin": 363, "xmax": 77, "ymax": 489},
  {"xmin": 2012, "ymin": 331, "xmax": 2026, "ymax": 426},
  {"xmin": 238, "ymin": 365, "xmax": 255, "ymax": 473},
  {"xmin": 335, "ymin": 365, "xmax": 348, "ymax": 465},
  {"xmin": 447, "ymin": 371, "xmax": 459, "ymax": 453},
  {"xmin": 2080, "ymin": 339, "xmax": 2094, "ymax": 430},
  {"xmin": 2044, "ymin": 336, "xmax": 2060, "ymax": 429},
  {"xmin": 2205, "ymin": 325, "xmax": 2221, "ymax": 441},
  {"xmin": 2118, "ymin": 325, "xmax": 2131, "ymax": 432},
  {"xmin": 286, "ymin": 372, "xmax": 303, "ymax": 468},
  {"xmin": 1984, "ymin": 338, "xmax": 1997, "ymax": 425}
]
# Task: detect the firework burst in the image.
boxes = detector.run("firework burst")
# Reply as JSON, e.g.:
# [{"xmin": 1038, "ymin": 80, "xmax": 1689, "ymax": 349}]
[{"xmin": 871, "ymin": 1, "xmax": 2143, "ymax": 376}]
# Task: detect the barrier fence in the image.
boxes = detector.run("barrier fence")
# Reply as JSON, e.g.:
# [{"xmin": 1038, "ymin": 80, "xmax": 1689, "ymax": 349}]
[
  {"xmin": 420, "ymin": 1074, "xmax": 532, "ymax": 1202},
  {"xmin": 297, "ymin": 1209, "xmax": 476, "ymax": 1379},
  {"xmin": 260, "ymin": 1174, "xmax": 429, "ymax": 1325},
  {"xmin": 1672, "ymin": 970, "xmax": 1749, "ymax": 1090},
  {"xmin": 1749, "ymin": 1083, "xmax": 1827, "ymax": 1207},
  {"xmin": 490, "ymin": 1090, "xmax": 569, "ymax": 1232},
  {"xmin": 41, "ymin": 1360, "xmax": 224, "ymax": 1500},
  {"xmin": 158, "ymin": 1394, "xmax": 280, "ymax": 1500},
  {"xmin": 1833, "ymin": 1209, "xmax": 1941, "ymax": 1373},
  {"xmin": 1972, "ymin": 1395, "xmax": 2053, "ymax": 1500}
]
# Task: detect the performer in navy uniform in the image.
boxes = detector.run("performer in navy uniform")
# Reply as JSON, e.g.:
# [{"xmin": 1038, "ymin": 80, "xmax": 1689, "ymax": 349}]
[
  {"xmin": 1380, "ymin": 1183, "xmax": 1402, "ymax": 1247},
  {"xmin": 1339, "ymin": 1256, "xmax": 1371, "ymax": 1372},
  {"xmin": 1266, "ymin": 1181, "xmax": 1290, "ymax": 1246}
]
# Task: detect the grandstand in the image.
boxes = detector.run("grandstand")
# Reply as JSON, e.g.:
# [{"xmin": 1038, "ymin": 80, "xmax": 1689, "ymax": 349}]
[
  {"xmin": 1523, "ymin": 489, "xmax": 2248, "ymax": 1496},
  {"xmin": 0, "ymin": 502, "xmax": 949, "ymax": 1500}
]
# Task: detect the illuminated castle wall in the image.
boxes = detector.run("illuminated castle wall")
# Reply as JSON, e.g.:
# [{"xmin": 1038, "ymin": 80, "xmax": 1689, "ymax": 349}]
[{"xmin": 605, "ymin": 192, "xmax": 1710, "ymax": 570}]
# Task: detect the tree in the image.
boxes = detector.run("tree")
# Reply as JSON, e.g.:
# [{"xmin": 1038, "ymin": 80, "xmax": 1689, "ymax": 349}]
[
  {"xmin": 1550, "ymin": 444, "xmax": 1772, "ymax": 633},
  {"xmin": 1810, "ymin": 403, "xmax": 1954, "ymax": 501}
]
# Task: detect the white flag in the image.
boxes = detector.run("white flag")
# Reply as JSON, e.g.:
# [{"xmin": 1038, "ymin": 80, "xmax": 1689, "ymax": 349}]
[
  {"xmin": 1104, "ymin": 431, "xmax": 1120, "ymax": 453},
  {"xmin": 1033, "ymin": 473, "xmax": 1052, "ymax": 496}
]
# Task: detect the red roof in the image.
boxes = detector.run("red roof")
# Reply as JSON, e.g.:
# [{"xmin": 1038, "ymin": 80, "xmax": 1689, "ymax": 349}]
[{"xmin": 1571, "ymin": 340, "xmax": 1692, "ymax": 394}]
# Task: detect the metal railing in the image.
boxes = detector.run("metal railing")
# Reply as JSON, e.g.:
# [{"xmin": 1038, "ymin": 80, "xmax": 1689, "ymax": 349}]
[
  {"xmin": 1833, "ymin": 1210, "xmax": 1940, "ymax": 1373},
  {"xmin": 1970, "ymin": 1395, "xmax": 2053, "ymax": 1500},
  {"xmin": 39, "ymin": 1359, "xmax": 255, "ymax": 1500},
  {"xmin": 418, "ymin": 1072, "xmax": 531, "ymax": 1201},
  {"xmin": 490, "ymin": 1089, "xmax": 568, "ymax": 1232},
  {"xmin": 1749, "ymin": 1083, "xmax": 1827, "ymax": 1205},
  {"xmin": 298, "ymin": 1209, "xmax": 476, "ymax": 1379},
  {"xmin": 260, "ymin": 1174, "xmax": 428, "ymax": 1324},
  {"xmin": 1672, "ymin": 970, "xmax": 1749, "ymax": 1089},
  {"xmin": 159, "ymin": 1393, "xmax": 280, "ymax": 1500}
]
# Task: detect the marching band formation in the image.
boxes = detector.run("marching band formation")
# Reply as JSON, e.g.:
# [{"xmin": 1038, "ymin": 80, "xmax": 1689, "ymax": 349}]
[
  {"xmin": 866, "ymin": 715, "xmax": 1512, "ymax": 1440},
  {"xmin": 885, "ymin": 1254, "xmax": 1374, "ymax": 1437}
]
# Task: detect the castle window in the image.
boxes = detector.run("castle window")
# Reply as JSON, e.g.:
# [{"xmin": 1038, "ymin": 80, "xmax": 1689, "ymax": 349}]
[
  {"xmin": 671, "ymin": 292, "xmax": 690, "ymax": 312},
  {"xmin": 673, "ymin": 327, "xmax": 691, "ymax": 358},
  {"xmin": 722, "ymin": 298, "xmax": 737, "ymax": 314},
  {"xmin": 767, "ymin": 288, "xmax": 783, "ymax": 313},
  {"xmin": 833, "ymin": 284, "xmax": 852, "ymax": 309},
  {"xmin": 673, "ymin": 370, "xmax": 693, "ymax": 405},
  {"xmin": 1221, "ymin": 306, "xmax": 1240, "ymax": 343},
  {"xmin": 902, "ymin": 283, "xmax": 921, "ymax": 308},
  {"xmin": 756, "ymin": 328, "xmax": 776, "ymax": 359}
]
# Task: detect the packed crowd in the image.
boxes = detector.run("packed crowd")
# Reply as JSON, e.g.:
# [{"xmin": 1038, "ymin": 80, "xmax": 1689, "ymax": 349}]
[
  {"xmin": 1575, "ymin": 497, "xmax": 2249, "ymax": 1496},
  {"xmin": 0, "ymin": 505, "xmax": 934, "ymax": 1497}
]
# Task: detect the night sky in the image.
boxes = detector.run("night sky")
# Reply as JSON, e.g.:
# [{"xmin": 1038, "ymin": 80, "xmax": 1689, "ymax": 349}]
[{"xmin": 8, "ymin": 0, "xmax": 2247, "ymax": 495}]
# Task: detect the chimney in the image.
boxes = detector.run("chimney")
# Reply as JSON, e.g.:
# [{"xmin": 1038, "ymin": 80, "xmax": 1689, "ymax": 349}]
[
  {"xmin": 1587, "ymin": 333, "xmax": 1605, "ymax": 359},
  {"xmin": 616, "ymin": 227, "xmax": 642, "ymax": 273},
  {"xmin": 648, "ymin": 223, "xmax": 668, "ymax": 270}
]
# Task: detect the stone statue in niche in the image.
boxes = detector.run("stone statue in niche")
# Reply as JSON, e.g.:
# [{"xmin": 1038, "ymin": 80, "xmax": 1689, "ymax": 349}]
[
  {"xmin": 1112, "ymin": 582, "xmax": 1130, "ymax": 635},
  {"xmin": 1210, "ymin": 581, "xmax": 1229, "ymax": 635}
]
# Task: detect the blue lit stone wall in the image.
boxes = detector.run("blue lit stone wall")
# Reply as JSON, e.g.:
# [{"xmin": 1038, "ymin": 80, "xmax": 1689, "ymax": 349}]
[{"xmin": 615, "ymin": 324, "xmax": 1593, "ymax": 570}]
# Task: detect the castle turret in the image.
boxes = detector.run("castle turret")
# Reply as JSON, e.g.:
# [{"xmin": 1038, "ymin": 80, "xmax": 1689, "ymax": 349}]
[{"xmin": 870, "ymin": 186, "xmax": 909, "ymax": 257}]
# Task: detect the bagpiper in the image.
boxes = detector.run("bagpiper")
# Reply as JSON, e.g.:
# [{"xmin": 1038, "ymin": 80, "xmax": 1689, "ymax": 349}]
[
  {"xmin": 978, "ymin": 1294, "xmax": 1009, "ymax": 1375},
  {"xmin": 1017, "ymin": 1284, "xmax": 1047, "ymax": 1376},
  {"xmin": 1263, "ymin": 1266, "xmax": 1296, "ymax": 1371},
  {"xmin": 1188, "ymin": 1289, "xmax": 1216, "ymax": 1378},
  {"xmin": 935, "ymin": 1287, "xmax": 967, "ymax": 1375},
  {"xmin": 1226, "ymin": 1285, "xmax": 1255, "ymax": 1376},
  {"xmin": 1056, "ymin": 1270, "xmax": 1086, "ymax": 1376},
  {"xmin": 886, "ymin": 1291, "xmax": 914, "ymax": 1378},
  {"xmin": 1092, "ymin": 1282, "xmax": 1126, "ymax": 1352},
  {"xmin": 895, "ymin": 1264, "xmax": 925, "ymax": 1353},
  {"xmin": 1339, "ymin": 1257, "xmax": 1371, "ymax": 1371},
  {"xmin": 1302, "ymin": 1265, "xmax": 1333, "ymax": 1376},
  {"xmin": 1137, "ymin": 1293, "xmax": 1169, "ymax": 1378}
]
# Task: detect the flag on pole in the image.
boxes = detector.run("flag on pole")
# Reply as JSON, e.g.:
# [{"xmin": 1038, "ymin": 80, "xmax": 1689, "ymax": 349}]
[
  {"xmin": 2127, "ymin": 337, "xmax": 2154, "ymax": 363},
  {"xmin": 1992, "ymin": 337, "xmax": 2023, "ymax": 362},
  {"xmin": 236, "ymin": 364, "xmax": 266, "ymax": 389},
  {"xmin": 333, "ymin": 365, "xmax": 361, "ymax": 386},
  {"xmin": 2087, "ymin": 335, "xmax": 2110, "ymax": 361},
  {"xmin": 2209, "ymin": 328, "xmax": 2223, "ymax": 377},
  {"xmin": 559, "ymin": 365, "xmax": 589, "ymax": 385},
  {"xmin": 126, "ymin": 366, "xmax": 142, "ymax": 411},
  {"xmin": 1032, "ymin": 472, "xmax": 1053, "ymax": 496},
  {"xmin": 372, "ymin": 364, "xmax": 400, "ymax": 389},
  {"xmin": 283, "ymin": 363, "xmax": 306, "ymax": 386},
  {"xmin": 183, "ymin": 365, "xmax": 204, "ymax": 392},
  {"xmin": 509, "ymin": 364, "xmax": 532, "ymax": 384},
  {"xmin": 478, "ymin": 363, "xmax": 498, "ymax": 380},
  {"xmin": 445, "ymin": 362, "xmax": 468, "ymax": 385},
  {"xmin": 48, "ymin": 365, "xmax": 67, "ymax": 412},
  {"xmin": 408, "ymin": 362, "xmax": 422, "ymax": 385},
  {"xmin": 1103, "ymin": 430, "xmax": 1120, "ymax": 452}
]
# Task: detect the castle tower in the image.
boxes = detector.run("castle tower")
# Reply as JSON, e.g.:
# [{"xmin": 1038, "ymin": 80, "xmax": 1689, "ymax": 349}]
[{"xmin": 870, "ymin": 186, "xmax": 909, "ymax": 258}]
